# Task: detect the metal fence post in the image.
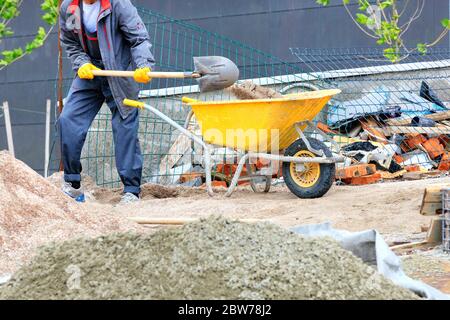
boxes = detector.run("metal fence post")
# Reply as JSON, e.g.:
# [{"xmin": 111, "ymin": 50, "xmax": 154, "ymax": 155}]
[{"xmin": 2, "ymin": 101, "xmax": 15, "ymax": 158}]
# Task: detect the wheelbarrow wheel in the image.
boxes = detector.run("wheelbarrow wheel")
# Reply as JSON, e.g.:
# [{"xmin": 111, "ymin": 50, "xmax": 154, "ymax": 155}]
[
  {"xmin": 245, "ymin": 159, "xmax": 271, "ymax": 193},
  {"xmin": 282, "ymin": 138, "xmax": 335, "ymax": 199}
]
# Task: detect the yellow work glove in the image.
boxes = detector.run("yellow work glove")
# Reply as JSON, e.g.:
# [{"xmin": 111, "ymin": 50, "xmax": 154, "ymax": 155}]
[
  {"xmin": 78, "ymin": 63, "xmax": 100, "ymax": 80},
  {"xmin": 134, "ymin": 67, "xmax": 152, "ymax": 84}
]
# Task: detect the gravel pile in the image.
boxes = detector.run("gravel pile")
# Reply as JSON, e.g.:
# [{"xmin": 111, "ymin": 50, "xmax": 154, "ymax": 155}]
[{"xmin": 0, "ymin": 216, "xmax": 418, "ymax": 300}]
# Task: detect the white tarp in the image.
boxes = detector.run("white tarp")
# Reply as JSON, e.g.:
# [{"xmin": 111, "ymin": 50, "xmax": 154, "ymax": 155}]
[{"xmin": 292, "ymin": 222, "xmax": 450, "ymax": 300}]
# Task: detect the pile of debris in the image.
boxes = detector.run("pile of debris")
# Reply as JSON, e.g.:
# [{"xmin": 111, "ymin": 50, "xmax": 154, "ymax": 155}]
[
  {"xmin": 0, "ymin": 151, "xmax": 140, "ymax": 275},
  {"xmin": 0, "ymin": 216, "xmax": 418, "ymax": 300},
  {"xmin": 328, "ymin": 81, "xmax": 450, "ymax": 185}
]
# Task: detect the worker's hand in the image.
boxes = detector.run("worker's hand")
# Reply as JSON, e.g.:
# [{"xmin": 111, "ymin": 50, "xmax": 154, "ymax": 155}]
[
  {"xmin": 134, "ymin": 67, "xmax": 152, "ymax": 84},
  {"xmin": 78, "ymin": 63, "xmax": 100, "ymax": 80}
]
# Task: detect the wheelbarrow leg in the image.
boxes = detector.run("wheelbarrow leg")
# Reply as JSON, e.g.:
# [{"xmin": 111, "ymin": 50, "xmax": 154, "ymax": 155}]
[
  {"xmin": 245, "ymin": 158, "xmax": 271, "ymax": 193},
  {"xmin": 225, "ymin": 153, "xmax": 249, "ymax": 197},
  {"xmin": 139, "ymin": 103, "xmax": 214, "ymax": 196}
]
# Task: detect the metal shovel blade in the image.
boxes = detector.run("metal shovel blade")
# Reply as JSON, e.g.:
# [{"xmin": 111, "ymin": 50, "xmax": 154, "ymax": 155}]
[{"xmin": 193, "ymin": 56, "xmax": 239, "ymax": 92}]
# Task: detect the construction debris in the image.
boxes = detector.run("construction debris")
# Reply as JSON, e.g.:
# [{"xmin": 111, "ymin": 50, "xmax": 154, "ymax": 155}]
[
  {"xmin": 329, "ymin": 81, "xmax": 450, "ymax": 185},
  {"xmin": 0, "ymin": 151, "xmax": 141, "ymax": 275},
  {"xmin": 0, "ymin": 216, "xmax": 418, "ymax": 300}
]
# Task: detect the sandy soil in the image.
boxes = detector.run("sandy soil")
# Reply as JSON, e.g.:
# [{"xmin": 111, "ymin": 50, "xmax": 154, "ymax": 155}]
[{"xmin": 83, "ymin": 177, "xmax": 450, "ymax": 238}]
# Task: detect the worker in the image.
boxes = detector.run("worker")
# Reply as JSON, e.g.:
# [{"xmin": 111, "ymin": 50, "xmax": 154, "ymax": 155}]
[{"xmin": 58, "ymin": 0, "xmax": 155, "ymax": 204}]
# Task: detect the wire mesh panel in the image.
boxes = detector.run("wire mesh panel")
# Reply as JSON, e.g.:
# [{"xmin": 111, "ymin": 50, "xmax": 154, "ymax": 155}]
[
  {"xmin": 291, "ymin": 47, "xmax": 450, "ymax": 183},
  {"xmin": 443, "ymin": 188, "xmax": 450, "ymax": 253}
]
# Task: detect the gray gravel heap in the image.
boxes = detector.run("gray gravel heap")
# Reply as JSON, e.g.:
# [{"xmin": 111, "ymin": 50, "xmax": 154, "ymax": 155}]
[{"xmin": 0, "ymin": 216, "xmax": 418, "ymax": 300}]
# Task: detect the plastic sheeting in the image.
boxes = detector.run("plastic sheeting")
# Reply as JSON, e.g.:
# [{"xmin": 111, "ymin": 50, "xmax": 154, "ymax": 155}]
[
  {"xmin": 328, "ymin": 85, "xmax": 448, "ymax": 128},
  {"xmin": 292, "ymin": 222, "xmax": 450, "ymax": 300}
]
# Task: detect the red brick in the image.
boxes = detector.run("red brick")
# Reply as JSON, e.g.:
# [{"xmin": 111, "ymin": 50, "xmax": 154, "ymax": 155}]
[
  {"xmin": 423, "ymin": 138, "xmax": 445, "ymax": 159},
  {"xmin": 342, "ymin": 173, "xmax": 382, "ymax": 185},
  {"xmin": 336, "ymin": 164, "xmax": 377, "ymax": 179}
]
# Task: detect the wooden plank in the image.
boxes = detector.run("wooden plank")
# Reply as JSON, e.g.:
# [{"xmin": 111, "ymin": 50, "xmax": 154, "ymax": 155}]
[
  {"xmin": 424, "ymin": 185, "xmax": 450, "ymax": 202},
  {"xmin": 386, "ymin": 126, "xmax": 450, "ymax": 135},
  {"xmin": 421, "ymin": 202, "xmax": 443, "ymax": 216},
  {"xmin": 425, "ymin": 110, "xmax": 450, "ymax": 122},
  {"xmin": 420, "ymin": 184, "xmax": 450, "ymax": 215},
  {"xmin": 379, "ymin": 170, "xmax": 407, "ymax": 179},
  {"xmin": 360, "ymin": 118, "xmax": 388, "ymax": 142},
  {"xmin": 426, "ymin": 217, "xmax": 443, "ymax": 244},
  {"xmin": 390, "ymin": 240, "xmax": 429, "ymax": 251},
  {"xmin": 386, "ymin": 110, "xmax": 450, "ymax": 126},
  {"xmin": 129, "ymin": 217, "xmax": 262, "ymax": 225}
]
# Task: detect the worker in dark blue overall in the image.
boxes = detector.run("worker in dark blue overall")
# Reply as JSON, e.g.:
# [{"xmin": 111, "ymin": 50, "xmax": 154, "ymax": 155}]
[{"xmin": 59, "ymin": 0, "xmax": 155, "ymax": 204}]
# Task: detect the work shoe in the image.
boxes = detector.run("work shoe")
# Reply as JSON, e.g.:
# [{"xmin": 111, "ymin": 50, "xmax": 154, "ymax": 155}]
[
  {"xmin": 62, "ymin": 182, "xmax": 85, "ymax": 203},
  {"xmin": 119, "ymin": 192, "xmax": 140, "ymax": 205}
]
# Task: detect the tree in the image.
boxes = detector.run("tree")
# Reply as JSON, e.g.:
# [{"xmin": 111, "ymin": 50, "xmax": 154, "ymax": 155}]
[
  {"xmin": 0, "ymin": 0, "xmax": 58, "ymax": 70},
  {"xmin": 317, "ymin": 0, "xmax": 450, "ymax": 62}
]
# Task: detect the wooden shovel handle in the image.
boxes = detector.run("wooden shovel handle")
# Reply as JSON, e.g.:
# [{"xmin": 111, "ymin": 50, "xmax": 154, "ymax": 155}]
[{"xmin": 92, "ymin": 70, "xmax": 200, "ymax": 79}]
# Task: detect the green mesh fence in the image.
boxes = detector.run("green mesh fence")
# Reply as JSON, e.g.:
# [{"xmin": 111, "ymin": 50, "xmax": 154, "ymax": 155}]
[{"xmin": 51, "ymin": 7, "xmax": 450, "ymax": 188}]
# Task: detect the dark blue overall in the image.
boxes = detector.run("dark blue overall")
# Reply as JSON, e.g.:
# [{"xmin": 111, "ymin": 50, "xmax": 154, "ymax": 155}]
[{"xmin": 59, "ymin": 1, "xmax": 143, "ymax": 195}]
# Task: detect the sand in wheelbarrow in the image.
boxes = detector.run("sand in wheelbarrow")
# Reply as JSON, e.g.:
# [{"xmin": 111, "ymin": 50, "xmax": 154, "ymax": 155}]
[
  {"xmin": 230, "ymin": 81, "xmax": 283, "ymax": 100},
  {"xmin": 0, "ymin": 151, "xmax": 141, "ymax": 275},
  {"xmin": 0, "ymin": 216, "xmax": 418, "ymax": 300}
]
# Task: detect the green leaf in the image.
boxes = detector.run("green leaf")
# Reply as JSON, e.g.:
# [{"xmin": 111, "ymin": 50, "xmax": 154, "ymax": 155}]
[
  {"xmin": 441, "ymin": 19, "xmax": 450, "ymax": 29},
  {"xmin": 356, "ymin": 13, "xmax": 369, "ymax": 25},
  {"xmin": 417, "ymin": 43, "xmax": 428, "ymax": 55},
  {"xmin": 316, "ymin": 0, "xmax": 330, "ymax": 5}
]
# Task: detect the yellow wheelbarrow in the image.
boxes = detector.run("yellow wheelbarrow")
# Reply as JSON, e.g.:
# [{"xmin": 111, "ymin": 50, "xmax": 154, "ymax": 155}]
[{"xmin": 124, "ymin": 88, "xmax": 344, "ymax": 198}]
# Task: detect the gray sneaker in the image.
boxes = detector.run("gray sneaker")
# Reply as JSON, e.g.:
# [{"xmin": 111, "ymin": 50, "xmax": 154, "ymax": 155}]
[
  {"xmin": 62, "ymin": 182, "xmax": 85, "ymax": 203},
  {"xmin": 119, "ymin": 192, "xmax": 140, "ymax": 205}
]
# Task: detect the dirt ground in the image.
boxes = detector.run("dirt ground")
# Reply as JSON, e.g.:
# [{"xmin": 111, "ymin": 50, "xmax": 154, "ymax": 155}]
[{"xmin": 85, "ymin": 177, "xmax": 449, "ymax": 237}]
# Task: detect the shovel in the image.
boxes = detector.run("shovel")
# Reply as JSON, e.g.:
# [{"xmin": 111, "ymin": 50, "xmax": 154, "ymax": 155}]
[{"xmin": 91, "ymin": 56, "xmax": 239, "ymax": 92}]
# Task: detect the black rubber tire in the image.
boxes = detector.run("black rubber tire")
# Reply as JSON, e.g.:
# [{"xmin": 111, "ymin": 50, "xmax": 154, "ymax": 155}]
[{"xmin": 282, "ymin": 138, "xmax": 335, "ymax": 199}]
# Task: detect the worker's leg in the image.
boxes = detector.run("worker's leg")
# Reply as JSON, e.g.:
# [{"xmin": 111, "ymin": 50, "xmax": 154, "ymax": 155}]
[
  {"xmin": 59, "ymin": 77, "xmax": 104, "ymax": 183},
  {"xmin": 102, "ymin": 79, "xmax": 143, "ymax": 195}
]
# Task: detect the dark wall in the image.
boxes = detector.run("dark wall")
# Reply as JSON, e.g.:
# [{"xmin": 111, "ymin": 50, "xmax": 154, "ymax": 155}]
[{"xmin": 0, "ymin": 0, "xmax": 449, "ymax": 174}]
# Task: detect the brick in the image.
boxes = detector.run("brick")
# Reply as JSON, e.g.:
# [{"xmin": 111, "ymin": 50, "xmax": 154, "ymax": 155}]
[
  {"xmin": 336, "ymin": 164, "xmax": 377, "ymax": 179},
  {"xmin": 401, "ymin": 134, "xmax": 427, "ymax": 152},
  {"xmin": 211, "ymin": 181, "xmax": 228, "ymax": 188},
  {"xmin": 422, "ymin": 138, "xmax": 445, "ymax": 159},
  {"xmin": 438, "ymin": 152, "xmax": 450, "ymax": 171},
  {"xmin": 317, "ymin": 122, "xmax": 338, "ymax": 135},
  {"xmin": 393, "ymin": 154, "xmax": 405, "ymax": 164},
  {"xmin": 438, "ymin": 135, "xmax": 450, "ymax": 146},
  {"xmin": 405, "ymin": 165, "xmax": 421, "ymax": 172},
  {"xmin": 342, "ymin": 173, "xmax": 382, "ymax": 185},
  {"xmin": 180, "ymin": 172, "xmax": 203, "ymax": 183}
]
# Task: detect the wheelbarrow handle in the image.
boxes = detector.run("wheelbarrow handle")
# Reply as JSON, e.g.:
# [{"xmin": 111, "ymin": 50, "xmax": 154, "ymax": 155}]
[
  {"xmin": 123, "ymin": 99, "xmax": 145, "ymax": 109},
  {"xmin": 92, "ymin": 70, "xmax": 201, "ymax": 79}
]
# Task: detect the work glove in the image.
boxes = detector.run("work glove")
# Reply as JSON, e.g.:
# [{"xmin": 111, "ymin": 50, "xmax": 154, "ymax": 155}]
[
  {"xmin": 134, "ymin": 67, "xmax": 152, "ymax": 84},
  {"xmin": 78, "ymin": 63, "xmax": 100, "ymax": 80}
]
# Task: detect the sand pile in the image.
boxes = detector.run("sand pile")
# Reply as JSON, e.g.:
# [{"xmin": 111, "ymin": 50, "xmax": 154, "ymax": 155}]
[
  {"xmin": 0, "ymin": 216, "xmax": 418, "ymax": 300},
  {"xmin": 230, "ymin": 81, "xmax": 283, "ymax": 100},
  {"xmin": 0, "ymin": 151, "xmax": 140, "ymax": 275}
]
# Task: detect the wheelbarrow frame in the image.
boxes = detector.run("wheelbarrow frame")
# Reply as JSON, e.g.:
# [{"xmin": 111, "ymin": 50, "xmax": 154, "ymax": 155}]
[{"xmin": 130, "ymin": 101, "xmax": 345, "ymax": 197}]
